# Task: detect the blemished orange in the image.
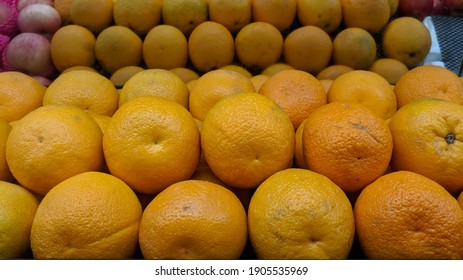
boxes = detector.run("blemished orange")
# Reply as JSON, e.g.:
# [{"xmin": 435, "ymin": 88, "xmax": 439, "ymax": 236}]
[
  {"xmin": 368, "ymin": 58, "xmax": 409, "ymax": 85},
  {"xmin": 248, "ymin": 168, "xmax": 355, "ymax": 259},
  {"xmin": 297, "ymin": 0, "xmax": 342, "ymax": 34},
  {"xmin": 340, "ymin": 0, "xmax": 390, "ymax": 34},
  {"xmin": 250, "ymin": 74, "xmax": 270, "ymax": 92},
  {"xmin": 6, "ymin": 105, "xmax": 104, "ymax": 196},
  {"xmin": 201, "ymin": 92, "xmax": 295, "ymax": 189},
  {"xmin": 170, "ymin": 67, "xmax": 200, "ymax": 84},
  {"xmin": 393, "ymin": 65, "xmax": 463, "ymax": 108},
  {"xmin": 0, "ymin": 181, "xmax": 39, "ymax": 259},
  {"xmin": 332, "ymin": 27, "xmax": 377, "ymax": 70},
  {"xmin": 113, "ymin": 0, "xmax": 162, "ymax": 36},
  {"xmin": 143, "ymin": 25, "xmax": 188, "ymax": 70},
  {"xmin": 30, "ymin": 172, "xmax": 142, "ymax": 259},
  {"xmin": 70, "ymin": 0, "xmax": 113, "ymax": 33},
  {"xmin": 327, "ymin": 70, "xmax": 397, "ymax": 120},
  {"xmin": 94, "ymin": 25, "xmax": 143, "ymax": 74},
  {"xmin": 388, "ymin": 98, "xmax": 463, "ymax": 194},
  {"xmin": 50, "ymin": 25, "xmax": 96, "ymax": 73},
  {"xmin": 316, "ymin": 64, "xmax": 354, "ymax": 80},
  {"xmin": 103, "ymin": 96, "xmax": 200, "ymax": 195},
  {"xmin": 381, "ymin": 17, "xmax": 432, "ymax": 68},
  {"xmin": 283, "ymin": 25, "xmax": 333, "ymax": 75},
  {"xmin": 0, "ymin": 71, "xmax": 46, "ymax": 122},
  {"xmin": 302, "ymin": 102, "xmax": 393, "ymax": 193},
  {"xmin": 251, "ymin": 0, "xmax": 297, "ymax": 32},
  {"xmin": 261, "ymin": 63, "xmax": 295, "ymax": 76},
  {"xmin": 208, "ymin": 0, "xmax": 251, "ymax": 34},
  {"xmin": 161, "ymin": 0, "xmax": 208, "ymax": 36},
  {"xmin": 188, "ymin": 21, "xmax": 235, "ymax": 73},
  {"xmin": 139, "ymin": 180, "xmax": 248, "ymax": 259},
  {"xmin": 235, "ymin": 22, "xmax": 284, "ymax": 71},
  {"xmin": 259, "ymin": 69, "xmax": 327, "ymax": 129},
  {"xmin": 0, "ymin": 118, "xmax": 13, "ymax": 182},
  {"xmin": 43, "ymin": 70, "xmax": 119, "ymax": 116},
  {"xmin": 219, "ymin": 64, "xmax": 252, "ymax": 79},
  {"xmin": 354, "ymin": 171, "xmax": 463, "ymax": 259},
  {"xmin": 188, "ymin": 69, "xmax": 256, "ymax": 121},
  {"xmin": 109, "ymin": 65, "xmax": 144, "ymax": 88},
  {"xmin": 119, "ymin": 68, "xmax": 189, "ymax": 108}
]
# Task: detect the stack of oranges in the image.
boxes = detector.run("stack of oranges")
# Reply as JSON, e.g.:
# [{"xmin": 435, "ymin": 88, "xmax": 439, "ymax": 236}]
[{"xmin": 2, "ymin": 0, "xmax": 463, "ymax": 261}]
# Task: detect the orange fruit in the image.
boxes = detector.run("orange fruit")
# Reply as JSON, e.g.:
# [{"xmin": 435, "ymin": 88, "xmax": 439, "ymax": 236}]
[
  {"xmin": 208, "ymin": 0, "xmax": 251, "ymax": 34},
  {"xmin": 235, "ymin": 21, "xmax": 284, "ymax": 71},
  {"xmin": 368, "ymin": 58, "xmax": 409, "ymax": 85},
  {"xmin": 388, "ymin": 0, "xmax": 399, "ymax": 15},
  {"xmin": 316, "ymin": 64, "xmax": 354, "ymax": 80},
  {"xmin": 259, "ymin": 69, "xmax": 327, "ymax": 129},
  {"xmin": 109, "ymin": 65, "xmax": 144, "ymax": 88},
  {"xmin": 332, "ymin": 27, "xmax": 377, "ymax": 70},
  {"xmin": 201, "ymin": 92, "xmax": 295, "ymax": 189},
  {"xmin": 94, "ymin": 25, "xmax": 143, "ymax": 74},
  {"xmin": 30, "ymin": 171, "xmax": 142, "ymax": 259},
  {"xmin": 0, "ymin": 118, "xmax": 13, "ymax": 182},
  {"xmin": 248, "ymin": 168, "xmax": 355, "ymax": 259},
  {"xmin": 87, "ymin": 111, "xmax": 111, "ymax": 134},
  {"xmin": 6, "ymin": 105, "xmax": 104, "ymax": 196},
  {"xmin": 394, "ymin": 65, "xmax": 463, "ymax": 108},
  {"xmin": 354, "ymin": 171, "xmax": 463, "ymax": 259},
  {"xmin": 340, "ymin": 0, "xmax": 390, "ymax": 34},
  {"xmin": 261, "ymin": 63, "xmax": 295, "ymax": 76},
  {"xmin": 43, "ymin": 70, "xmax": 119, "ymax": 116},
  {"xmin": 119, "ymin": 68, "xmax": 189, "ymax": 108},
  {"xmin": 169, "ymin": 67, "xmax": 200, "ymax": 84},
  {"xmin": 250, "ymin": 74, "xmax": 269, "ymax": 92},
  {"xmin": 61, "ymin": 65, "xmax": 98, "ymax": 73},
  {"xmin": 219, "ymin": 64, "xmax": 252, "ymax": 78},
  {"xmin": 139, "ymin": 180, "xmax": 247, "ymax": 259},
  {"xmin": 143, "ymin": 24, "xmax": 188, "ymax": 70},
  {"xmin": 113, "ymin": 0, "xmax": 162, "ymax": 36},
  {"xmin": 297, "ymin": 0, "xmax": 342, "ymax": 34},
  {"xmin": 70, "ymin": 0, "xmax": 113, "ymax": 33},
  {"xmin": 319, "ymin": 79, "xmax": 333, "ymax": 94},
  {"xmin": 283, "ymin": 25, "xmax": 333, "ymax": 75},
  {"xmin": 327, "ymin": 70, "xmax": 397, "ymax": 120},
  {"xmin": 161, "ymin": 0, "xmax": 208, "ymax": 36},
  {"xmin": 0, "ymin": 71, "xmax": 46, "ymax": 122},
  {"xmin": 381, "ymin": 17, "xmax": 432, "ymax": 68},
  {"xmin": 103, "ymin": 96, "xmax": 200, "ymax": 195},
  {"xmin": 53, "ymin": 0, "xmax": 72, "ymax": 24},
  {"xmin": 251, "ymin": 0, "xmax": 297, "ymax": 32},
  {"xmin": 188, "ymin": 21, "xmax": 235, "ymax": 73},
  {"xmin": 0, "ymin": 181, "xmax": 39, "ymax": 259},
  {"xmin": 294, "ymin": 118, "xmax": 308, "ymax": 169},
  {"xmin": 302, "ymin": 102, "xmax": 393, "ymax": 193},
  {"xmin": 188, "ymin": 69, "xmax": 256, "ymax": 121},
  {"xmin": 388, "ymin": 98, "xmax": 463, "ymax": 195},
  {"xmin": 50, "ymin": 25, "xmax": 96, "ymax": 73}
]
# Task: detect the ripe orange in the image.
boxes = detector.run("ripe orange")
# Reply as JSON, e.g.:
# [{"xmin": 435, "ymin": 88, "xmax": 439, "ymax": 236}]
[
  {"xmin": 208, "ymin": 0, "xmax": 251, "ymax": 34},
  {"xmin": 139, "ymin": 180, "xmax": 248, "ymax": 259},
  {"xmin": 332, "ymin": 27, "xmax": 377, "ymax": 70},
  {"xmin": 394, "ymin": 65, "xmax": 463, "ymax": 108},
  {"xmin": 261, "ymin": 63, "xmax": 295, "ymax": 76},
  {"xmin": 302, "ymin": 102, "xmax": 393, "ymax": 193},
  {"xmin": 113, "ymin": 0, "xmax": 162, "ymax": 36},
  {"xmin": 43, "ymin": 70, "xmax": 119, "ymax": 116},
  {"xmin": 0, "ymin": 118, "xmax": 13, "ymax": 182},
  {"xmin": 6, "ymin": 105, "xmax": 104, "ymax": 196},
  {"xmin": 169, "ymin": 67, "xmax": 200, "ymax": 84},
  {"xmin": 219, "ymin": 64, "xmax": 252, "ymax": 78},
  {"xmin": 50, "ymin": 25, "xmax": 96, "ymax": 73},
  {"xmin": 70, "ymin": 0, "xmax": 113, "ymax": 33},
  {"xmin": 297, "ymin": 0, "xmax": 342, "ymax": 34},
  {"xmin": 251, "ymin": 0, "xmax": 297, "ymax": 32},
  {"xmin": 354, "ymin": 171, "xmax": 463, "ymax": 259},
  {"xmin": 327, "ymin": 70, "xmax": 397, "ymax": 120},
  {"xmin": 119, "ymin": 68, "xmax": 189, "ymax": 108},
  {"xmin": 248, "ymin": 168, "xmax": 355, "ymax": 259},
  {"xmin": 188, "ymin": 69, "xmax": 256, "ymax": 121},
  {"xmin": 103, "ymin": 96, "xmax": 200, "ymax": 195},
  {"xmin": 250, "ymin": 74, "xmax": 269, "ymax": 92},
  {"xmin": 382, "ymin": 17, "xmax": 432, "ymax": 68},
  {"xmin": 53, "ymin": 0, "xmax": 72, "ymax": 24},
  {"xmin": 188, "ymin": 21, "xmax": 235, "ymax": 73},
  {"xmin": 143, "ymin": 24, "xmax": 188, "ymax": 70},
  {"xmin": 235, "ymin": 22, "xmax": 284, "ymax": 71},
  {"xmin": 161, "ymin": 0, "xmax": 208, "ymax": 36},
  {"xmin": 109, "ymin": 65, "xmax": 144, "ymax": 88},
  {"xmin": 316, "ymin": 64, "xmax": 354, "ymax": 80},
  {"xmin": 94, "ymin": 25, "xmax": 143, "ymax": 74},
  {"xmin": 0, "ymin": 181, "xmax": 39, "ymax": 259},
  {"xmin": 294, "ymin": 118, "xmax": 308, "ymax": 169},
  {"xmin": 368, "ymin": 58, "xmax": 409, "ymax": 85},
  {"xmin": 283, "ymin": 25, "xmax": 333, "ymax": 75},
  {"xmin": 201, "ymin": 92, "xmax": 295, "ymax": 189},
  {"xmin": 340, "ymin": 0, "xmax": 390, "ymax": 34},
  {"xmin": 388, "ymin": 98, "xmax": 463, "ymax": 194},
  {"xmin": 0, "ymin": 71, "xmax": 46, "ymax": 122},
  {"xmin": 259, "ymin": 69, "xmax": 327, "ymax": 129},
  {"xmin": 30, "ymin": 172, "xmax": 142, "ymax": 259}
]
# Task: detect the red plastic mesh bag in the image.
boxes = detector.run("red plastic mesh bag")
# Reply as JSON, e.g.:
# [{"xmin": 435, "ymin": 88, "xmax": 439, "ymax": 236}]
[{"xmin": 0, "ymin": 0, "xmax": 19, "ymax": 38}]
